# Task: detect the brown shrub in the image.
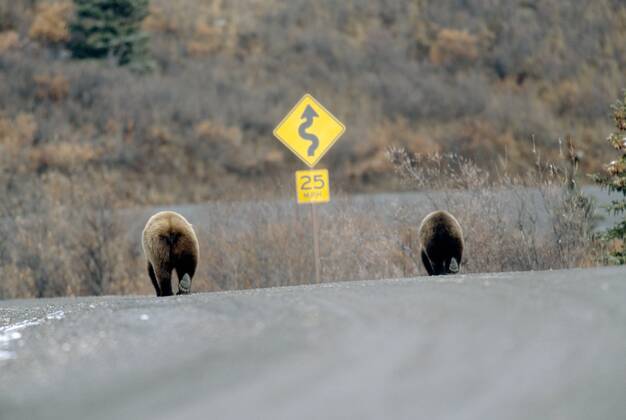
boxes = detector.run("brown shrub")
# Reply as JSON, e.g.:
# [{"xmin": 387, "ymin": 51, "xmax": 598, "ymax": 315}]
[
  {"xmin": 28, "ymin": 1, "xmax": 72, "ymax": 45},
  {"xmin": 147, "ymin": 125, "xmax": 174, "ymax": 144},
  {"xmin": 346, "ymin": 118, "xmax": 440, "ymax": 184},
  {"xmin": 30, "ymin": 142, "xmax": 101, "ymax": 171},
  {"xmin": 430, "ymin": 28, "xmax": 479, "ymax": 66},
  {"xmin": 261, "ymin": 150, "xmax": 284, "ymax": 166},
  {"xmin": 187, "ymin": 20, "xmax": 223, "ymax": 57},
  {"xmin": 0, "ymin": 1, "xmax": 35, "ymax": 32},
  {"xmin": 193, "ymin": 119, "xmax": 241, "ymax": 146},
  {"xmin": 34, "ymin": 73, "xmax": 69, "ymax": 102},
  {"xmin": 0, "ymin": 113, "xmax": 38, "ymax": 170},
  {"xmin": 142, "ymin": 4, "xmax": 179, "ymax": 34},
  {"xmin": 0, "ymin": 30, "xmax": 18, "ymax": 52}
]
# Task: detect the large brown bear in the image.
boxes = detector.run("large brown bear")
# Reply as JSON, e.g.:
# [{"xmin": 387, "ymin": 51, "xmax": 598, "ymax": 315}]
[
  {"xmin": 142, "ymin": 211, "xmax": 199, "ymax": 296},
  {"xmin": 418, "ymin": 210, "xmax": 464, "ymax": 276}
]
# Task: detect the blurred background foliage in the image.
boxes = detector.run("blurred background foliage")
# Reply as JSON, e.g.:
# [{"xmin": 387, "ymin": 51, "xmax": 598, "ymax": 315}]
[{"xmin": 0, "ymin": 0, "xmax": 624, "ymax": 204}]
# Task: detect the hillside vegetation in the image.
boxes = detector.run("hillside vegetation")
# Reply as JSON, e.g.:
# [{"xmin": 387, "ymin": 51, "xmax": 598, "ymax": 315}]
[{"xmin": 1, "ymin": 0, "xmax": 625, "ymax": 203}]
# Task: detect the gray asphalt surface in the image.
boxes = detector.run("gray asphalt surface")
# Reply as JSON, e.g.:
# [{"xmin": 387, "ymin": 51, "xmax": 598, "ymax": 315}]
[{"xmin": 1, "ymin": 266, "xmax": 626, "ymax": 420}]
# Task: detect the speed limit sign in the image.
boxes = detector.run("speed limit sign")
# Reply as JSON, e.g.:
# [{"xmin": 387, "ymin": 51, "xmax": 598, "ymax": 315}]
[{"xmin": 295, "ymin": 169, "xmax": 330, "ymax": 205}]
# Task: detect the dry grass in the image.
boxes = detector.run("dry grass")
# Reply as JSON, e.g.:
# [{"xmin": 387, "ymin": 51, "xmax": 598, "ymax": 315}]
[
  {"xmin": 0, "ymin": 194, "xmax": 598, "ymax": 300},
  {"xmin": 388, "ymin": 146, "xmax": 598, "ymax": 274},
  {"xmin": 197, "ymin": 204, "xmax": 404, "ymax": 292},
  {"xmin": 0, "ymin": 171, "xmax": 140, "ymax": 299},
  {"xmin": 0, "ymin": 144, "xmax": 599, "ymax": 299}
]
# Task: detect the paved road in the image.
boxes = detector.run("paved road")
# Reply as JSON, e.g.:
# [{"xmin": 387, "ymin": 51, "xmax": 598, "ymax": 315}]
[{"xmin": 1, "ymin": 266, "xmax": 625, "ymax": 420}]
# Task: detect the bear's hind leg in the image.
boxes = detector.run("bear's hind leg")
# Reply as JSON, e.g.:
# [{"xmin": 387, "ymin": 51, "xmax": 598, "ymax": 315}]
[
  {"xmin": 421, "ymin": 250, "xmax": 435, "ymax": 276},
  {"xmin": 148, "ymin": 262, "xmax": 161, "ymax": 296},
  {"xmin": 157, "ymin": 269, "xmax": 173, "ymax": 296}
]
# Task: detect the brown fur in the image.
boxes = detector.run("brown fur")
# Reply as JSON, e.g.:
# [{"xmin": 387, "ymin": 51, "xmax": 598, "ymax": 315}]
[
  {"xmin": 418, "ymin": 210, "xmax": 464, "ymax": 275},
  {"xmin": 142, "ymin": 211, "xmax": 199, "ymax": 296}
]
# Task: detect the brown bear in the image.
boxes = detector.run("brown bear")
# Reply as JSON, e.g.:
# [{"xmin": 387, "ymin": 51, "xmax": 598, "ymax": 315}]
[
  {"xmin": 418, "ymin": 210, "xmax": 464, "ymax": 276},
  {"xmin": 142, "ymin": 211, "xmax": 199, "ymax": 296}
]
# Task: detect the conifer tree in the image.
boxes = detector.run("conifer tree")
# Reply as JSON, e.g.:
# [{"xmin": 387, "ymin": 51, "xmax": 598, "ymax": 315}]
[
  {"xmin": 69, "ymin": 0, "xmax": 153, "ymax": 70},
  {"xmin": 592, "ymin": 91, "xmax": 626, "ymax": 263}
]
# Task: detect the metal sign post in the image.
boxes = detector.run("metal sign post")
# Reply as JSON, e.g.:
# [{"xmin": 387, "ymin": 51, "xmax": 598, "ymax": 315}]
[{"xmin": 311, "ymin": 203, "xmax": 321, "ymax": 284}]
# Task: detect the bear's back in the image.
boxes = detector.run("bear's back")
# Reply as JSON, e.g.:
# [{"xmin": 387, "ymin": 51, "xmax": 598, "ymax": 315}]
[{"xmin": 142, "ymin": 211, "xmax": 199, "ymax": 260}]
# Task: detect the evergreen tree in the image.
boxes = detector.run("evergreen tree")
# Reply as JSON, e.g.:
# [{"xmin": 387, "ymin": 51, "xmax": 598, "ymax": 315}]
[
  {"xmin": 592, "ymin": 91, "xmax": 626, "ymax": 263},
  {"xmin": 69, "ymin": 0, "xmax": 153, "ymax": 70}
]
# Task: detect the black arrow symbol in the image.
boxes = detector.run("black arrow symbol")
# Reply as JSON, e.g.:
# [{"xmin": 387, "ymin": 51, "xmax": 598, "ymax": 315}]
[{"xmin": 299, "ymin": 105, "xmax": 320, "ymax": 157}]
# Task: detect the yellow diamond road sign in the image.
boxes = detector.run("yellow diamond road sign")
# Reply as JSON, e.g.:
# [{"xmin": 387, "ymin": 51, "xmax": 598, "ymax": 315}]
[{"xmin": 273, "ymin": 94, "xmax": 345, "ymax": 168}]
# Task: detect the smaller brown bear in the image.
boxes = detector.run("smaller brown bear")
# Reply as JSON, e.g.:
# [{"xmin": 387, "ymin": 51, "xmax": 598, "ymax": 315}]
[
  {"xmin": 418, "ymin": 210, "xmax": 464, "ymax": 276},
  {"xmin": 142, "ymin": 211, "xmax": 199, "ymax": 296}
]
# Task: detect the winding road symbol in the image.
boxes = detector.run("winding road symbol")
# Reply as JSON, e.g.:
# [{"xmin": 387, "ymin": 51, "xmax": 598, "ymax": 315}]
[
  {"xmin": 299, "ymin": 105, "xmax": 319, "ymax": 157},
  {"xmin": 273, "ymin": 93, "xmax": 345, "ymax": 168}
]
